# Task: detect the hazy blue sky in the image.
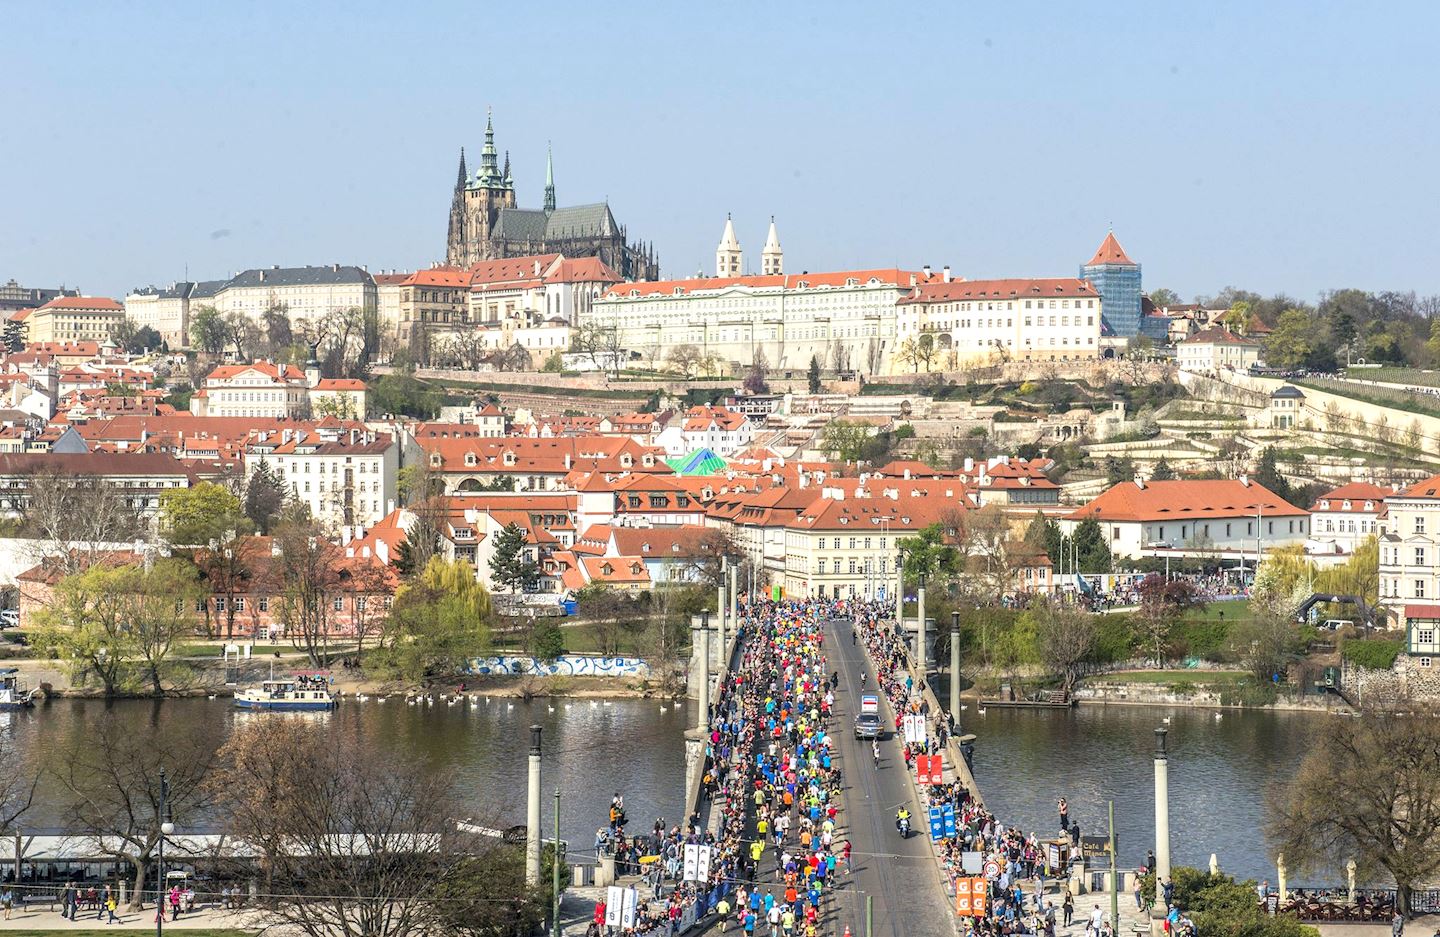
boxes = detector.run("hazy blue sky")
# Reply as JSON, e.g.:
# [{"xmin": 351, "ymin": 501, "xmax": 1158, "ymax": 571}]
[{"xmin": 5, "ymin": 1, "xmax": 1438, "ymax": 302}]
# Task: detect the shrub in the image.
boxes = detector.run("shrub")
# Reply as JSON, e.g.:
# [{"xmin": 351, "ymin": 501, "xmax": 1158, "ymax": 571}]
[{"xmin": 1341, "ymin": 638, "xmax": 1402, "ymax": 671}]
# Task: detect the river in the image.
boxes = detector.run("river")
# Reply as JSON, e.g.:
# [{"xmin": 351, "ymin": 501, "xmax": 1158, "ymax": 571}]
[
  {"xmin": 1, "ymin": 696, "xmax": 1314, "ymax": 882},
  {"xmin": 0, "ymin": 696, "xmax": 693, "ymax": 857},
  {"xmin": 969, "ymin": 703, "xmax": 1317, "ymax": 883}
]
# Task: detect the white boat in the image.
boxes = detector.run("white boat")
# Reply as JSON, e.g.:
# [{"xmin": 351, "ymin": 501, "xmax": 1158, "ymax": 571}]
[
  {"xmin": 0, "ymin": 669, "xmax": 35, "ymax": 710},
  {"xmin": 233, "ymin": 671, "xmax": 337, "ymax": 712}
]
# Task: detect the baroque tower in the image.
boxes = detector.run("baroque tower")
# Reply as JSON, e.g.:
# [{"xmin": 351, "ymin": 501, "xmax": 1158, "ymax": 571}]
[
  {"xmin": 716, "ymin": 214, "xmax": 742, "ymax": 276},
  {"xmin": 761, "ymin": 216, "xmax": 783, "ymax": 276}
]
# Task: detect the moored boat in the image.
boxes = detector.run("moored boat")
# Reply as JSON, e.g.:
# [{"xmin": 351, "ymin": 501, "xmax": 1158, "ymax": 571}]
[
  {"xmin": 233, "ymin": 671, "xmax": 337, "ymax": 712},
  {"xmin": 0, "ymin": 669, "xmax": 35, "ymax": 710}
]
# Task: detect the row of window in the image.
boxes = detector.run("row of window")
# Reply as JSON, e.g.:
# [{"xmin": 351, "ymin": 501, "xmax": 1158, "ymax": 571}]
[{"xmin": 201, "ymin": 595, "xmax": 393, "ymax": 613}]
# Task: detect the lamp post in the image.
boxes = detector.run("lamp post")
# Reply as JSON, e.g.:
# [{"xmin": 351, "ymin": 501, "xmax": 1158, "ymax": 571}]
[
  {"xmin": 1152, "ymin": 727, "xmax": 1171, "ymax": 937},
  {"xmin": 156, "ymin": 768, "xmax": 172, "ymax": 937}
]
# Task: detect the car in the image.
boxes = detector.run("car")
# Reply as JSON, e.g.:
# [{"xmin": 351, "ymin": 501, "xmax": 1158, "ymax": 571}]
[
  {"xmin": 0, "ymin": 610, "xmax": 17, "ymax": 629},
  {"xmin": 1319, "ymin": 619, "xmax": 1353, "ymax": 631},
  {"xmin": 854, "ymin": 712, "xmax": 882, "ymax": 740}
]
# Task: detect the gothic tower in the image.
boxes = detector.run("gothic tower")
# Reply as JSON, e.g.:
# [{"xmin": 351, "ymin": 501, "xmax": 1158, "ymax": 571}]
[
  {"xmin": 761, "ymin": 216, "xmax": 783, "ymax": 276},
  {"xmin": 716, "ymin": 214, "xmax": 742, "ymax": 276},
  {"xmin": 445, "ymin": 148, "xmax": 468, "ymax": 266},
  {"xmin": 455, "ymin": 110, "xmax": 517, "ymax": 266}
]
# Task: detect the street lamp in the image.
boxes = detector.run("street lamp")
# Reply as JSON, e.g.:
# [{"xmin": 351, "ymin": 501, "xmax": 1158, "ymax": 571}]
[{"xmin": 156, "ymin": 768, "xmax": 172, "ymax": 937}]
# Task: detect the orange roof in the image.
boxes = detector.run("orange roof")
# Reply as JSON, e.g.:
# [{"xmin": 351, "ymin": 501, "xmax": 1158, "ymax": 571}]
[
  {"xmin": 899, "ymin": 278, "xmax": 1097, "ymax": 304},
  {"xmin": 314, "ymin": 378, "xmax": 366, "ymax": 391},
  {"xmin": 1181, "ymin": 327, "xmax": 1257, "ymax": 346},
  {"xmin": 372, "ymin": 273, "xmax": 411, "ymax": 286},
  {"xmin": 37, "ymin": 296, "xmax": 123, "ymax": 312},
  {"xmin": 1084, "ymin": 232, "xmax": 1136, "ymax": 267},
  {"xmin": 1399, "ymin": 474, "xmax": 1440, "ymax": 499},
  {"xmin": 1310, "ymin": 482, "xmax": 1391, "ymax": 512},
  {"xmin": 468, "ymin": 254, "xmax": 562, "ymax": 289},
  {"xmin": 401, "ymin": 267, "xmax": 471, "ymax": 288},
  {"xmin": 205, "ymin": 361, "xmax": 306, "ymax": 383},
  {"xmin": 1065, "ymin": 479, "xmax": 1305, "ymax": 523},
  {"xmin": 581, "ymin": 555, "xmax": 650, "ymax": 584},
  {"xmin": 544, "ymin": 257, "xmax": 621, "ymax": 285},
  {"xmin": 602, "ymin": 268, "xmax": 936, "ymax": 300}
]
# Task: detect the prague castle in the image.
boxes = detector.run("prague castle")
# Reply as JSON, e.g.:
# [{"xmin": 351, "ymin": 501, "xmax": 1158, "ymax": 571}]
[{"xmin": 444, "ymin": 112, "xmax": 659, "ymax": 281}]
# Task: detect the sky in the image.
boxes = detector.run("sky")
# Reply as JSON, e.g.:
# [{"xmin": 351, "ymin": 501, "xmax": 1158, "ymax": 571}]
[{"xmin": 4, "ymin": 1, "xmax": 1439, "ymax": 303}]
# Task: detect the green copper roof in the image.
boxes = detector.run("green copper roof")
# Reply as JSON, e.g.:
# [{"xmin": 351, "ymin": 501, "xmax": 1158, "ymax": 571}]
[{"xmin": 666, "ymin": 448, "xmax": 727, "ymax": 476}]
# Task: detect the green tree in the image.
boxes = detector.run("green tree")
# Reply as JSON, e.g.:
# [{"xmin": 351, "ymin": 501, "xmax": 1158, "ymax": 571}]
[
  {"xmin": 370, "ymin": 373, "xmax": 444, "ymax": 419},
  {"xmin": 379, "ymin": 558, "xmax": 493, "ymax": 682},
  {"xmin": 116, "ymin": 559, "xmax": 205, "ymax": 696},
  {"xmin": 1264, "ymin": 308, "xmax": 1321, "ymax": 370},
  {"xmin": 898, "ymin": 523, "xmax": 960, "ymax": 587},
  {"xmin": 1143, "ymin": 868, "xmax": 1317, "ymax": 937},
  {"xmin": 1148, "ymin": 288, "xmax": 1181, "ymax": 308},
  {"xmin": 34, "ymin": 561, "xmax": 136, "ymax": 697},
  {"xmin": 1254, "ymin": 446, "xmax": 1293, "ymax": 502},
  {"xmin": 244, "ymin": 460, "xmax": 289, "ymax": 534},
  {"xmin": 1150, "ymin": 458, "xmax": 1176, "ymax": 481},
  {"xmin": 807, "ymin": 355, "xmax": 822, "ymax": 394},
  {"xmin": 820, "ymin": 420, "xmax": 872, "ymax": 463},
  {"xmin": 189, "ymin": 305, "xmax": 228, "ymax": 355},
  {"xmin": 1023, "ymin": 511, "xmax": 1062, "ymax": 565},
  {"xmin": 160, "ymin": 481, "xmax": 249, "ymax": 546},
  {"xmin": 529, "ymin": 619, "xmax": 565, "ymax": 661},
  {"xmin": 488, "ymin": 522, "xmax": 539, "ymax": 594},
  {"xmin": 1104, "ymin": 455, "xmax": 1135, "ymax": 487}
]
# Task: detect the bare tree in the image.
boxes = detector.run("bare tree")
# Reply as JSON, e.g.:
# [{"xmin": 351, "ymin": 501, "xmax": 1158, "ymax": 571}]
[
  {"xmin": 1035, "ymin": 603, "xmax": 1097, "ymax": 691},
  {"xmin": 274, "ymin": 520, "xmax": 341, "ymax": 667},
  {"xmin": 20, "ymin": 470, "xmax": 143, "ymax": 573},
  {"xmin": 52, "ymin": 716, "xmax": 216, "ymax": 911},
  {"xmin": 209, "ymin": 719, "xmax": 548, "ymax": 937},
  {"xmin": 666, "ymin": 343, "xmax": 702, "ymax": 379}
]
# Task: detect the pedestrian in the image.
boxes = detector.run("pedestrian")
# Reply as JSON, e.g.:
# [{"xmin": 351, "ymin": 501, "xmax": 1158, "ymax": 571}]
[
  {"xmin": 97, "ymin": 884, "xmax": 111, "ymax": 921},
  {"xmin": 1392, "ymin": 911, "xmax": 1404, "ymax": 937},
  {"xmin": 1089, "ymin": 903, "xmax": 1104, "ymax": 937},
  {"xmin": 0, "ymin": 886, "xmax": 10, "ymax": 921},
  {"xmin": 1063, "ymin": 892, "xmax": 1074, "ymax": 927},
  {"xmin": 1058, "ymin": 797, "xmax": 1069, "ymax": 832},
  {"xmin": 1134, "ymin": 875, "xmax": 1144, "ymax": 910},
  {"xmin": 105, "ymin": 892, "xmax": 118, "ymax": 925}
]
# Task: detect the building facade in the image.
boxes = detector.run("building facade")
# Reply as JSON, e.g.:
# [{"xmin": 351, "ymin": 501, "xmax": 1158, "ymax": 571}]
[
  {"xmin": 895, "ymin": 278, "xmax": 1103, "ymax": 366},
  {"xmin": 124, "ymin": 282, "xmax": 197, "ymax": 348},
  {"xmin": 205, "ymin": 265, "xmax": 377, "ymax": 322},
  {"xmin": 1176, "ymin": 326, "xmax": 1262, "ymax": 374},
  {"xmin": 1309, "ymin": 482, "xmax": 1389, "ymax": 558},
  {"xmin": 444, "ymin": 115, "xmax": 658, "ymax": 280},
  {"xmin": 245, "ymin": 426, "xmax": 397, "ymax": 529},
  {"xmin": 25, "ymin": 297, "xmax": 125, "ymax": 344}
]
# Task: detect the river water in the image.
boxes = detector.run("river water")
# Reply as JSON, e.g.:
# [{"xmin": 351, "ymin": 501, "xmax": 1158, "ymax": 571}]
[
  {"xmin": 1, "ymin": 697, "xmax": 1312, "ymax": 881},
  {"xmin": 969, "ymin": 703, "xmax": 1316, "ymax": 883}
]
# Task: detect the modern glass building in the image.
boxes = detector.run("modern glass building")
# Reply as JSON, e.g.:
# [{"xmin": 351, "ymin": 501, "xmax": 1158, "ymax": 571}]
[{"xmin": 1080, "ymin": 232, "xmax": 1142, "ymax": 338}]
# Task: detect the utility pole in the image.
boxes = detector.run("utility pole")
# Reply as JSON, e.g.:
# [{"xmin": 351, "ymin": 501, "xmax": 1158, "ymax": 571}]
[
  {"xmin": 866, "ymin": 894, "xmax": 874, "ymax": 937},
  {"xmin": 717, "ymin": 561, "xmax": 728, "ymax": 668},
  {"xmin": 526, "ymin": 725, "xmax": 542, "ymax": 887},
  {"xmin": 552, "ymin": 788, "xmax": 563, "ymax": 937}
]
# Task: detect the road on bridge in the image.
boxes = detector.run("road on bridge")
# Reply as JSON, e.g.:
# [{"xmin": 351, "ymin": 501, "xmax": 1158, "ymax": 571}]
[{"xmin": 825, "ymin": 616, "xmax": 956, "ymax": 937}]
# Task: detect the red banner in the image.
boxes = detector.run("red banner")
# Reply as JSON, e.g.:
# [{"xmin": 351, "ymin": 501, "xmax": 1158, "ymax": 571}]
[{"xmin": 916, "ymin": 754, "xmax": 944, "ymax": 785}]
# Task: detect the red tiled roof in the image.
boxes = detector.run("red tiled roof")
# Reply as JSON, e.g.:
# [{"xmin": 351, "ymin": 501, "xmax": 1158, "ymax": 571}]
[
  {"xmin": 38, "ymin": 296, "xmax": 123, "ymax": 312},
  {"xmin": 205, "ymin": 361, "xmax": 306, "ymax": 383},
  {"xmin": 401, "ymin": 267, "xmax": 472, "ymax": 288},
  {"xmin": 1399, "ymin": 474, "xmax": 1440, "ymax": 499},
  {"xmin": 1084, "ymin": 232, "xmax": 1136, "ymax": 267},
  {"xmin": 1181, "ymin": 327, "xmax": 1257, "ymax": 346},
  {"xmin": 1404, "ymin": 605, "xmax": 1440, "ymax": 620},
  {"xmin": 602, "ymin": 268, "xmax": 935, "ymax": 300},
  {"xmin": 899, "ymin": 278, "xmax": 1097, "ymax": 305},
  {"xmin": 1065, "ymin": 479, "xmax": 1305, "ymax": 523},
  {"xmin": 544, "ymin": 257, "xmax": 621, "ymax": 284},
  {"xmin": 314, "ymin": 378, "xmax": 366, "ymax": 391},
  {"xmin": 1310, "ymin": 482, "xmax": 1391, "ymax": 512}
]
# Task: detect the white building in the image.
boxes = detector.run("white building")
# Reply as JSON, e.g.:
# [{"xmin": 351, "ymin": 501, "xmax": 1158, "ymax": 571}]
[
  {"xmin": 1308, "ymin": 482, "xmax": 1389, "ymax": 558},
  {"xmin": 206, "ymin": 265, "xmax": 377, "ymax": 322},
  {"xmin": 654, "ymin": 406, "xmax": 753, "ymax": 457},
  {"xmin": 244, "ymin": 425, "xmax": 397, "ymax": 529},
  {"xmin": 895, "ymin": 278, "xmax": 1103, "ymax": 367},
  {"xmin": 1063, "ymin": 477, "xmax": 1309, "ymax": 561},
  {"xmin": 191, "ymin": 360, "xmax": 364, "ymax": 419},
  {"xmin": 1378, "ymin": 474, "xmax": 1440, "ymax": 649},
  {"xmin": 1176, "ymin": 326, "xmax": 1262, "ymax": 374},
  {"xmin": 123, "ymin": 282, "xmax": 202, "ymax": 348}
]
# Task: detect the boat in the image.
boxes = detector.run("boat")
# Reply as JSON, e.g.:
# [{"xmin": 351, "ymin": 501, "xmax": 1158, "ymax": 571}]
[
  {"xmin": 979, "ymin": 686, "xmax": 1076, "ymax": 710},
  {"xmin": 233, "ymin": 671, "xmax": 337, "ymax": 712},
  {"xmin": 0, "ymin": 669, "xmax": 36, "ymax": 710}
]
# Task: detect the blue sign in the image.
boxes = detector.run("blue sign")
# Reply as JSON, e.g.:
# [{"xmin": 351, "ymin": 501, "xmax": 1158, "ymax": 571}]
[
  {"xmin": 942, "ymin": 804, "xmax": 957, "ymax": 838},
  {"xmin": 928, "ymin": 806, "xmax": 945, "ymax": 842}
]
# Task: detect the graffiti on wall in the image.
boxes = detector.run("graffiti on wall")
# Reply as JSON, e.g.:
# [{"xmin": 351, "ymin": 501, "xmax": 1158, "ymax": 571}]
[{"xmin": 466, "ymin": 655, "xmax": 651, "ymax": 677}]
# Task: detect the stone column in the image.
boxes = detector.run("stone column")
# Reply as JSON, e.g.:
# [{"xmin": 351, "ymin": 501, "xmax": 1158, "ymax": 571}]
[
  {"xmin": 716, "ymin": 579, "xmax": 727, "ymax": 671},
  {"xmin": 526, "ymin": 725, "xmax": 542, "ymax": 887},
  {"xmin": 916, "ymin": 577, "xmax": 928, "ymax": 677},
  {"xmin": 949, "ymin": 611, "xmax": 961, "ymax": 718},
  {"xmin": 895, "ymin": 552, "xmax": 904, "ymax": 626},
  {"xmin": 729, "ymin": 564, "xmax": 739, "ymax": 632},
  {"xmin": 1152, "ymin": 727, "xmax": 1171, "ymax": 937}
]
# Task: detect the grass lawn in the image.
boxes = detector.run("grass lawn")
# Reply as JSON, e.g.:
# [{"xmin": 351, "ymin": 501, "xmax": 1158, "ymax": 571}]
[
  {"xmin": 1102, "ymin": 670, "xmax": 1248, "ymax": 685},
  {"xmin": 1185, "ymin": 599, "xmax": 1250, "ymax": 622}
]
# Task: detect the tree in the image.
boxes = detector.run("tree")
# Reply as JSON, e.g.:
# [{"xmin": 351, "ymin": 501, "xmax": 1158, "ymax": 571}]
[
  {"xmin": 20, "ymin": 469, "xmax": 143, "ymax": 573},
  {"xmin": 1073, "ymin": 518, "xmax": 1112, "ymax": 573},
  {"xmin": 1148, "ymin": 288, "xmax": 1181, "ymax": 308},
  {"xmin": 1265, "ymin": 308, "xmax": 1324, "ymax": 370},
  {"xmin": 820, "ymin": 420, "xmax": 873, "ymax": 463},
  {"xmin": 1143, "ymin": 868, "xmax": 1316, "ymax": 937},
  {"xmin": 244, "ymin": 459, "xmax": 289, "ymax": 533},
  {"xmin": 960, "ymin": 505, "xmax": 1013, "ymax": 602},
  {"xmin": 274, "ymin": 520, "xmax": 342, "ymax": 667},
  {"xmin": 378, "ymin": 558, "xmax": 492, "ymax": 682},
  {"xmin": 1268, "ymin": 710, "xmax": 1440, "ymax": 917},
  {"xmin": 1150, "ymin": 458, "xmax": 1176, "ymax": 481},
  {"xmin": 489, "ymin": 522, "xmax": 538, "ymax": 594},
  {"xmin": 807, "ymin": 355, "xmax": 822, "ymax": 394},
  {"xmin": 52, "ymin": 715, "xmax": 216, "ymax": 910},
  {"xmin": 1255, "ymin": 446, "xmax": 1293, "ymax": 503},
  {"xmin": 208, "ymin": 719, "xmax": 547, "ymax": 937},
  {"xmin": 572, "ymin": 322, "xmax": 624, "ymax": 378},
  {"xmin": 666, "ymin": 343, "xmax": 703, "ymax": 380},
  {"xmin": 1104, "ymin": 456, "xmax": 1136, "ymax": 487},
  {"xmin": 899, "ymin": 523, "xmax": 961, "ymax": 588},
  {"xmin": 1036, "ymin": 604, "xmax": 1097, "ymax": 691},
  {"xmin": 370, "ymin": 373, "xmax": 444, "ymax": 419},
  {"xmin": 159, "ymin": 481, "xmax": 249, "ymax": 546},
  {"xmin": 1135, "ymin": 574, "xmax": 1206, "ymax": 664},
  {"xmin": 1024, "ymin": 511, "xmax": 1062, "ymax": 566},
  {"xmin": 1230, "ymin": 607, "xmax": 1301, "ymax": 685},
  {"xmin": 261, "ymin": 303, "xmax": 293, "ymax": 357},
  {"xmin": 34, "ymin": 559, "xmax": 138, "ymax": 697},
  {"xmin": 744, "ymin": 350, "xmax": 770, "ymax": 395},
  {"xmin": 188, "ymin": 305, "xmax": 228, "ymax": 355}
]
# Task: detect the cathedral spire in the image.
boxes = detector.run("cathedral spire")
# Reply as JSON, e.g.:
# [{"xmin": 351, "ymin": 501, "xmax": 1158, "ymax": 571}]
[
  {"xmin": 503, "ymin": 149, "xmax": 512, "ymax": 188},
  {"xmin": 455, "ymin": 147, "xmax": 468, "ymax": 190},
  {"xmin": 716, "ymin": 214, "xmax": 742, "ymax": 277},
  {"xmin": 543, "ymin": 142, "xmax": 556, "ymax": 213},
  {"xmin": 478, "ymin": 107, "xmax": 501, "ymax": 186}
]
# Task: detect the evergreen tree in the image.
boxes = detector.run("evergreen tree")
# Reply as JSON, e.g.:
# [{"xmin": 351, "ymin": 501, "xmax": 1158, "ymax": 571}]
[
  {"xmin": 807, "ymin": 355, "xmax": 822, "ymax": 394},
  {"xmin": 1023, "ymin": 510, "xmax": 1063, "ymax": 566},
  {"xmin": 1255, "ymin": 446, "xmax": 1292, "ymax": 502},
  {"xmin": 1073, "ymin": 518, "xmax": 1112, "ymax": 573},
  {"xmin": 393, "ymin": 513, "xmax": 443, "ymax": 579},
  {"xmin": 243, "ymin": 460, "xmax": 288, "ymax": 534},
  {"xmin": 489, "ymin": 522, "xmax": 539, "ymax": 594},
  {"xmin": 1150, "ymin": 458, "xmax": 1176, "ymax": 481},
  {"xmin": 1104, "ymin": 456, "xmax": 1136, "ymax": 487}
]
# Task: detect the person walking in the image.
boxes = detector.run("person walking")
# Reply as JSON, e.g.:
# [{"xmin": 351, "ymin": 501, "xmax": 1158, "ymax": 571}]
[
  {"xmin": 105, "ymin": 892, "xmax": 118, "ymax": 925},
  {"xmin": 1392, "ymin": 911, "xmax": 1404, "ymax": 937},
  {"xmin": 0, "ymin": 886, "xmax": 11, "ymax": 921},
  {"xmin": 1062, "ymin": 892, "xmax": 1074, "ymax": 927}
]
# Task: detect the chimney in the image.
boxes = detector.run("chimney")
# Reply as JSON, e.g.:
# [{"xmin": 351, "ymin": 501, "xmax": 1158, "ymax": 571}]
[
  {"xmin": 922, "ymin": 265, "xmax": 932, "ymax": 278},
  {"xmin": 258, "ymin": 270, "xmax": 266, "ymax": 282},
  {"xmin": 963, "ymin": 457, "xmax": 974, "ymax": 472},
  {"xmin": 943, "ymin": 265, "xmax": 952, "ymax": 283},
  {"xmin": 1134, "ymin": 476, "xmax": 1145, "ymax": 489},
  {"xmin": 1239, "ymin": 474, "xmax": 1250, "ymax": 487},
  {"xmin": 332, "ymin": 263, "xmax": 340, "ymax": 272}
]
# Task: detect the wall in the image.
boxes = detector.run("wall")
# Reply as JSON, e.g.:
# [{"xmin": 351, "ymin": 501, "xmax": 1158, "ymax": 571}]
[{"xmin": 466, "ymin": 655, "xmax": 651, "ymax": 677}]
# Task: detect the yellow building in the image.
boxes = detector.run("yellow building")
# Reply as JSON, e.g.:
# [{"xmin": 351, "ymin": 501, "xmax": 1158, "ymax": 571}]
[{"xmin": 25, "ymin": 296, "xmax": 125, "ymax": 344}]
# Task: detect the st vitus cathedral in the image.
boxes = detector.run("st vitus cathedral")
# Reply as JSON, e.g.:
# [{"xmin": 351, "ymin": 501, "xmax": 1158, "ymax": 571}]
[{"xmin": 445, "ymin": 112, "xmax": 660, "ymax": 280}]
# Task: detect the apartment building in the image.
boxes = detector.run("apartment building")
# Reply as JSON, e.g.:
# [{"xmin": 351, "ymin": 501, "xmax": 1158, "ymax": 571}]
[
  {"xmin": 244, "ymin": 425, "xmax": 397, "ymax": 528},
  {"xmin": 895, "ymin": 278, "xmax": 1103, "ymax": 365},
  {"xmin": 24, "ymin": 296, "xmax": 125, "ymax": 344},
  {"xmin": 1309, "ymin": 482, "xmax": 1389, "ymax": 558}
]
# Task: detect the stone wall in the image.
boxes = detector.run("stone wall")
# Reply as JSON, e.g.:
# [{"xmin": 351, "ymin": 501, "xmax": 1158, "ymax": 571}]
[{"xmin": 1341, "ymin": 654, "xmax": 1440, "ymax": 706}]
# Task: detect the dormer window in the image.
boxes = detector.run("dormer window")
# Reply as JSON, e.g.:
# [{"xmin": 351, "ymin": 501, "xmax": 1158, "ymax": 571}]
[
  {"xmin": 464, "ymin": 453, "xmax": 477, "ymax": 467},
  {"xmin": 620, "ymin": 453, "xmax": 633, "ymax": 468},
  {"xmin": 429, "ymin": 453, "xmax": 442, "ymax": 468},
  {"xmin": 503, "ymin": 451, "xmax": 517, "ymax": 466}
]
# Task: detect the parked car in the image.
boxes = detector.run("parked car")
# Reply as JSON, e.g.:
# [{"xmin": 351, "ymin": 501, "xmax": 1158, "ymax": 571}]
[
  {"xmin": 1319, "ymin": 619, "xmax": 1353, "ymax": 631},
  {"xmin": 0, "ymin": 610, "xmax": 17, "ymax": 629}
]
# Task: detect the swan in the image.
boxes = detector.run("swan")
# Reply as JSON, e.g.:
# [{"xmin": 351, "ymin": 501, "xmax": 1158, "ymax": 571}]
[
  {"xmin": 977, "ymin": 707, "xmax": 987, "ymax": 715},
  {"xmin": 548, "ymin": 705, "xmax": 556, "ymax": 713}
]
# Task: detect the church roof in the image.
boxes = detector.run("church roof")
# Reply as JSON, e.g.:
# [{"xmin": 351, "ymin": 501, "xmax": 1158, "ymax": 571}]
[
  {"xmin": 1084, "ymin": 232, "xmax": 1136, "ymax": 267},
  {"xmin": 494, "ymin": 203, "xmax": 620, "ymax": 244},
  {"xmin": 227, "ymin": 266, "xmax": 373, "ymax": 288}
]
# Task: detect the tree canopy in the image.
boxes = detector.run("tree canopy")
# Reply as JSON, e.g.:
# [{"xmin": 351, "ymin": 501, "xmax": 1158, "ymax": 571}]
[{"xmin": 160, "ymin": 481, "xmax": 249, "ymax": 546}]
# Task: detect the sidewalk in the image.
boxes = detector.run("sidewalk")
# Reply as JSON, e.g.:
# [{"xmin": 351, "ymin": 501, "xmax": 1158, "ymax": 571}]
[{"xmin": 0, "ymin": 903, "xmax": 263, "ymax": 931}]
